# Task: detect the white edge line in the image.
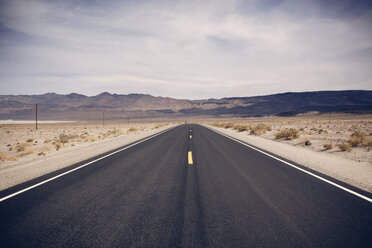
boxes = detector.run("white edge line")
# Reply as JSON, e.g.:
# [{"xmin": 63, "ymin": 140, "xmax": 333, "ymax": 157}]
[
  {"xmin": 0, "ymin": 125, "xmax": 178, "ymax": 203},
  {"xmin": 204, "ymin": 125, "xmax": 372, "ymax": 203}
]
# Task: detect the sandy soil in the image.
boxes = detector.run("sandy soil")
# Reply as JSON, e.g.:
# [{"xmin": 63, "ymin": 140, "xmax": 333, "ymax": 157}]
[
  {"xmin": 0, "ymin": 122, "xmax": 175, "ymax": 190},
  {"xmin": 205, "ymin": 114, "xmax": 372, "ymax": 193}
]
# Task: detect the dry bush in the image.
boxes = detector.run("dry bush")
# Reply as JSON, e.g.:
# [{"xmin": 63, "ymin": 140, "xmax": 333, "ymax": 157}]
[
  {"xmin": 337, "ymin": 143, "xmax": 352, "ymax": 152},
  {"xmin": 348, "ymin": 131, "xmax": 371, "ymax": 147},
  {"xmin": 221, "ymin": 123, "xmax": 233, "ymax": 129},
  {"xmin": 26, "ymin": 138, "xmax": 34, "ymax": 142},
  {"xmin": 323, "ymin": 143, "xmax": 333, "ymax": 150},
  {"xmin": 127, "ymin": 127, "xmax": 138, "ymax": 133},
  {"xmin": 84, "ymin": 135, "xmax": 96, "ymax": 142},
  {"xmin": 80, "ymin": 131, "xmax": 89, "ymax": 139},
  {"xmin": 212, "ymin": 122, "xmax": 234, "ymax": 129},
  {"xmin": 233, "ymin": 124, "xmax": 249, "ymax": 132},
  {"xmin": 275, "ymin": 128, "xmax": 300, "ymax": 140},
  {"xmin": 0, "ymin": 152, "xmax": 18, "ymax": 162},
  {"xmin": 35, "ymin": 145, "xmax": 50, "ymax": 154},
  {"xmin": 16, "ymin": 142, "xmax": 30, "ymax": 152},
  {"xmin": 59, "ymin": 133, "xmax": 78, "ymax": 144},
  {"xmin": 54, "ymin": 142, "xmax": 61, "ymax": 150},
  {"xmin": 154, "ymin": 123, "xmax": 167, "ymax": 129},
  {"xmin": 249, "ymin": 124, "xmax": 271, "ymax": 135},
  {"xmin": 44, "ymin": 139, "xmax": 52, "ymax": 144},
  {"xmin": 212, "ymin": 122, "xmax": 224, "ymax": 128},
  {"xmin": 103, "ymin": 129, "xmax": 122, "ymax": 137}
]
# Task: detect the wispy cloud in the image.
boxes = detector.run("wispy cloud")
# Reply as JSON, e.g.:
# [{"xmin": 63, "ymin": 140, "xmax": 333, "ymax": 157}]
[{"xmin": 0, "ymin": 0, "xmax": 371, "ymax": 98}]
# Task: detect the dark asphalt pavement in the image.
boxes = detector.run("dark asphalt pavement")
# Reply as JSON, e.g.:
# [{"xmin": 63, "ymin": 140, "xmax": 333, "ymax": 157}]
[{"xmin": 0, "ymin": 124, "xmax": 371, "ymax": 248}]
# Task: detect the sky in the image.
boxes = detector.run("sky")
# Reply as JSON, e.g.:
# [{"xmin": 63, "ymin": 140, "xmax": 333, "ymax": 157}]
[{"xmin": 0, "ymin": 0, "xmax": 371, "ymax": 99}]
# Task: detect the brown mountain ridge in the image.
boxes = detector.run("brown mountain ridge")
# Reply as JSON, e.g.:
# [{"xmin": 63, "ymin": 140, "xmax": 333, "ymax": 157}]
[{"xmin": 0, "ymin": 90, "xmax": 371, "ymax": 120}]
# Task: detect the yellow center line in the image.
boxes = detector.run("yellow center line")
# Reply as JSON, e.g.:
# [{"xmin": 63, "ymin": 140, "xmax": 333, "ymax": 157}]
[
  {"xmin": 188, "ymin": 151, "xmax": 193, "ymax": 165},
  {"xmin": 190, "ymin": 135, "xmax": 192, "ymax": 138}
]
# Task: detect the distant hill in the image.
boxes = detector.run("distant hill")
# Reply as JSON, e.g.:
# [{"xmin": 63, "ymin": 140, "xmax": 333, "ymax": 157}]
[{"xmin": 0, "ymin": 90, "xmax": 371, "ymax": 120}]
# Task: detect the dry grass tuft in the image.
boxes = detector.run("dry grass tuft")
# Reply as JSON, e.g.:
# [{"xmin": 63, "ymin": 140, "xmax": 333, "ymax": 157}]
[
  {"xmin": 323, "ymin": 143, "xmax": 333, "ymax": 151},
  {"xmin": 0, "ymin": 152, "xmax": 18, "ymax": 162},
  {"xmin": 127, "ymin": 127, "xmax": 138, "ymax": 133},
  {"xmin": 102, "ymin": 128, "xmax": 123, "ymax": 137},
  {"xmin": 233, "ymin": 124, "xmax": 249, "ymax": 132},
  {"xmin": 348, "ymin": 131, "xmax": 371, "ymax": 148},
  {"xmin": 16, "ymin": 142, "xmax": 30, "ymax": 153},
  {"xmin": 275, "ymin": 128, "xmax": 300, "ymax": 140},
  {"xmin": 337, "ymin": 143, "xmax": 352, "ymax": 152},
  {"xmin": 59, "ymin": 133, "xmax": 78, "ymax": 144},
  {"xmin": 83, "ymin": 135, "xmax": 96, "ymax": 142},
  {"xmin": 54, "ymin": 142, "xmax": 61, "ymax": 150},
  {"xmin": 249, "ymin": 124, "xmax": 271, "ymax": 135}
]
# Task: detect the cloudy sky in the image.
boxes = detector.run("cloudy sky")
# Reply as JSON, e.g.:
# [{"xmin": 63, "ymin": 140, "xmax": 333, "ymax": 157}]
[{"xmin": 0, "ymin": 0, "xmax": 371, "ymax": 99}]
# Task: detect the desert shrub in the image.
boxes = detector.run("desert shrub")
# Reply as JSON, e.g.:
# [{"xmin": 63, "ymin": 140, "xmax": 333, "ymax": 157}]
[
  {"xmin": 83, "ymin": 135, "xmax": 96, "ymax": 142},
  {"xmin": 44, "ymin": 139, "xmax": 52, "ymax": 144},
  {"xmin": 275, "ymin": 128, "xmax": 300, "ymax": 140},
  {"xmin": 0, "ymin": 152, "xmax": 17, "ymax": 162},
  {"xmin": 233, "ymin": 124, "xmax": 249, "ymax": 132},
  {"xmin": 212, "ymin": 122, "xmax": 224, "ymax": 128},
  {"xmin": 323, "ymin": 143, "xmax": 333, "ymax": 150},
  {"xmin": 59, "ymin": 133, "xmax": 78, "ymax": 144},
  {"xmin": 348, "ymin": 131, "xmax": 370, "ymax": 147},
  {"xmin": 55, "ymin": 142, "xmax": 61, "ymax": 150},
  {"xmin": 250, "ymin": 124, "xmax": 271, "ymax": 135},
  {"xmin": 221, "ymin": 123, "xmax": 233, "ymax": 129},
  {"xmin": 80, "ymin": 131, "xmax": 89, "ymax": 139},
  {"xmin": 127, "ymin": 127, "xmax": 137, "ymax": 133},
  {"xmin": 26, "ymin": 138, "xmax": 34, "ymax": 142},
  {"xmin": 103, "ymin": 129, "xmax": 122, "ymax": 137},
  {"xmin": 16, "ymin": 142, "xmax": 30, "ymax": 152},
  {"xmin": 337, "ymin": 143, "xmax": 352, "ymax": 152}
]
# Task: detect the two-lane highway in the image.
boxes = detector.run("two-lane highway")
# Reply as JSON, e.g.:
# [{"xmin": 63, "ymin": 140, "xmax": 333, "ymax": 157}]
[{"xmin": 0, "ymin": 124, "xmax": 371, "ymax": 247}]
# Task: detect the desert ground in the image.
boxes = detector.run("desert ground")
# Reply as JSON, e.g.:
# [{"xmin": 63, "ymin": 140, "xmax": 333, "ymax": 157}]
[
  {"xmin": 207, "ymin": 114, "xmax": 372, "ymax": 164},
  {"xmin": 0, "ymin": 121, "xmax": 172, "ymax": 167}
]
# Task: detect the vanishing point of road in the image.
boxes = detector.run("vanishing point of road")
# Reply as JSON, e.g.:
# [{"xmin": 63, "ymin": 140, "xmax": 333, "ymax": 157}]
[{"xmin": 0, "ymin": 124, "xmax": 371, "ymax": 247}]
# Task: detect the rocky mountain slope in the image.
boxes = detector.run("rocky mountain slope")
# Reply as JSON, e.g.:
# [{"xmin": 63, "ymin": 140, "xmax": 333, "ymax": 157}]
[{"xmin": 0, "ymin": 90, "xmax": 371, "ymax": 120}]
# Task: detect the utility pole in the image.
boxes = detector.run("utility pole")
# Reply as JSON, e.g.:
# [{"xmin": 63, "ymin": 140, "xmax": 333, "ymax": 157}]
[{"xmin": 35, "ymin": 103, "xmax": 38, "ymax": 130}]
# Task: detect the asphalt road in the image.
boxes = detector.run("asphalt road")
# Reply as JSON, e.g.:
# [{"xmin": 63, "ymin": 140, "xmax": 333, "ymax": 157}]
[{"xmin": 0, "ymin": 124, "xmax": 371, "ymax": 248}]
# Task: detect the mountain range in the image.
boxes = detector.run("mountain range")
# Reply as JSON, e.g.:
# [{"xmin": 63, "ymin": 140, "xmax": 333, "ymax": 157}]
[{"xmin": 0, "ymin": 90, "xmax": 371, "ymax": 120}]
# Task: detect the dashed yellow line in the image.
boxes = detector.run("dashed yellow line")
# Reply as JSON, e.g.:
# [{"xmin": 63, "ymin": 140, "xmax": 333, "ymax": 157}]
[
  {"xmin": 188, "ymin": 151, "xmax": 193, "ymax": 165},
  {"xmin": 190, "ymin": 135, "xmax": 192, "ymax": 139}
]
